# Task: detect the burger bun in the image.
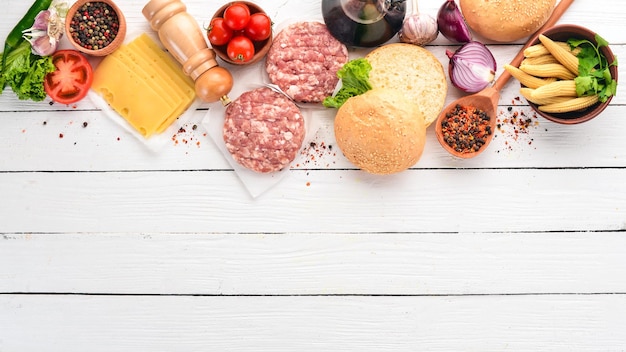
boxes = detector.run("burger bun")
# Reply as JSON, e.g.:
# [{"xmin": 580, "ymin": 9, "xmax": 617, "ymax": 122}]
[
  {"xmin": 460, "ymin": 0, "xmax": 556, "ymax": 42},
  {"xmin": 365, "ymin": 43, "xmax": 447, "ymax": 127},
  {"xmin": 334, "ymin": 88, "xmax": 427, "ymax": 175}
]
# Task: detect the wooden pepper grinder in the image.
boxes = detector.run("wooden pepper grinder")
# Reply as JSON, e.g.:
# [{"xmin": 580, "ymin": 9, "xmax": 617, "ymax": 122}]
[{"xmin": 143, "ymin": 0, "xmax": 233, "ymax": 104}]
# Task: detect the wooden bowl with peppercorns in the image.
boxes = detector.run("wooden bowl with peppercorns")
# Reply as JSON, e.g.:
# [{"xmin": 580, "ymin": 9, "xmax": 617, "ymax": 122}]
[
  {"xmin": 65, "ymin": 0, "xmax": 127, "ymax": 56},
  {"xmin": 435, "ymin": 102, "xmax": 496, "ymax": 159}
]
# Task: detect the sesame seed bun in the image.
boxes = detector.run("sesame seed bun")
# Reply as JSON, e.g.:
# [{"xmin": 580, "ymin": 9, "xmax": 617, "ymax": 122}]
[
  {"xmin": 334, "ymin": 88, "xmax": 427, "ymax": 175},
  {"xmin": 365, "ymin": 43, "xmax": 447, "ymax": 127},
  {"xmin": 460, "ymin": 0, "xmax": 556, "ymax": 42}
]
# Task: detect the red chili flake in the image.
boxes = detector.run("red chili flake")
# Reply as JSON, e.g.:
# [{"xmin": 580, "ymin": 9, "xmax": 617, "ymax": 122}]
[
  {"xmin": 440, "ymin": 104, "xmax": 492, "ymax": 154},
  {"xmin": 59, "ymin": 133, "xmax": 64, "ymax": 138}
]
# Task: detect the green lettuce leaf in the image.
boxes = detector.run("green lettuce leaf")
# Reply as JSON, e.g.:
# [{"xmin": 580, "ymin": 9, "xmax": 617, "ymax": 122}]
[
  {"xmin": 323, "ymin": 58, "xmax": 373, "ymax": 109},
  {"xmin": 0, "ymin": 40, "xmax": 54, "ymax": 101}
]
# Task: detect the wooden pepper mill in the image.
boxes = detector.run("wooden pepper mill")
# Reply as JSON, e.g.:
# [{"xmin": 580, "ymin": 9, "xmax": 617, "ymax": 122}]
[{"xmin": 143, "ymin": 0, "xmax": 233, "ymax": 104}]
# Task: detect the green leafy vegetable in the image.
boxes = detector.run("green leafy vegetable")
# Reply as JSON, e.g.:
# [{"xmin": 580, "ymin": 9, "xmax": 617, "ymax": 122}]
[
  {"xmin": 568, "ymin": 34, "xmax": 618, "ymax": 103},
  {"xmin": 0, "ymin": 40, "xmax": 55, "ymax": 101},
  {"xmin": 323, "ymin": 58, "xmax": 373, "ymax": 109}
]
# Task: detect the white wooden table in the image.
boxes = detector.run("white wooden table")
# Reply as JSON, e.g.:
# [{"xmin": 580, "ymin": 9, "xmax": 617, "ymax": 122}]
[{"xmin": 1, "ymin": 0, "xmax": 625, "ymax": 350}]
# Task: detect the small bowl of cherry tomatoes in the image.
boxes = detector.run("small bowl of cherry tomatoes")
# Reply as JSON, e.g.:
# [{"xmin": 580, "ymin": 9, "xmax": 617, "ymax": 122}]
[{"xmin": 208, "ymin": 1, "xmax": 273, "ymax": 65}]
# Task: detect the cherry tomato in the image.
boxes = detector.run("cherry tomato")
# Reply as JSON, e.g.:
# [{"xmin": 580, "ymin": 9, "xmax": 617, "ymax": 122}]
[
  {"xmin": 244, "ymin": 13, "xmax": 272, "ymax": 41},
  {"xmin": 227, "ymin": 35, "xmax": 255, "ymax": 62},
  {"xmin": 44, "ymin": 50, "xmax": 93, "ymax": 105},
  {"xmin": 207, "ymin": 17, "xmax": 233, "ymax": 46},
  {"xmin": 223, "ymin": 3, "xmax": 250, "ymax": 31}
]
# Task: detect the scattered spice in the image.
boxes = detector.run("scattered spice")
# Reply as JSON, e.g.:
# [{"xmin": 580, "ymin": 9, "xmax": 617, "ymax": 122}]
[
  {"xmin": 171, "ymin": 123, "xmax": 202, "ymax": 148},
  {"xmin": 295, "ymin": 139, "xmax": 336, "ymax": 168},
  {"xmin": 496, "ymin": 102, "xmax": 541, "ymax": 152},
  {"xmin": 83, "ymin": 121, "xmax": 88, "ymax": 128},
  {"xmin": 440, "ymin": 104, "xmax": 492, "ymax": 154},
  {"xmin": 69, "ymin": 2, "xmax": 120, "ymax": 51},
  {"xmin": 59, "ymin": 133, "xmax": 64, "ymax": 138}
]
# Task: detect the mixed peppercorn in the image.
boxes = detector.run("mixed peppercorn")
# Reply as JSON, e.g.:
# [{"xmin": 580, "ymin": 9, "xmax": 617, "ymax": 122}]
[
  {"xmin": 440, "ymin": 104, "xmax": 492, "ymax": 154},
  {"xmin": 68, "ymin": 2, "xmax": 119, "ymax": 51}
]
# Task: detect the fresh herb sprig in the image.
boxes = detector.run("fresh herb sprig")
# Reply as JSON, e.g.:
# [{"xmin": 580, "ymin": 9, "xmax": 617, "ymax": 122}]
[{"xmin": 568, "ymin": 34, "xmax": 618, "ymax": 103}]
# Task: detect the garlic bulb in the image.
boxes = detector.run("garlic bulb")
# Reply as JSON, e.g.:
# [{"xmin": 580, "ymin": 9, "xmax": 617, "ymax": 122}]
[{"xmin": 399, "ymin": 0, "xmax": 438, "ymax": 46}]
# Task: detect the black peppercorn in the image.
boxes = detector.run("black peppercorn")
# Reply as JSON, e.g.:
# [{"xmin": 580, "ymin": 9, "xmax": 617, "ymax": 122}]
[{"xmin": 70, "ymin": 1, "xmax": 119, "ymax": 51}]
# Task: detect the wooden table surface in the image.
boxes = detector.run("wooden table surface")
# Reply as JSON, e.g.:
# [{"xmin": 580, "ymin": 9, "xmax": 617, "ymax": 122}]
[{"xmin": 1, "ymin": 0, "xmax": 625, "ymax": 350}]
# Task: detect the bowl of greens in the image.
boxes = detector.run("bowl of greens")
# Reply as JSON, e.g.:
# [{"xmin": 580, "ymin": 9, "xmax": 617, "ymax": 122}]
[{"xmin": 519, "ymin": 25, "xmax": 618, "ymax": 124}]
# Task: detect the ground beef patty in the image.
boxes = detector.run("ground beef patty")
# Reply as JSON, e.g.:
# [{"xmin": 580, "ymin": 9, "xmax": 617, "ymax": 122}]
[
  {"xmin": 223, "ymin": 87, "xmax": 305, "ymax": 173},
  {"xmin": 265, "ymin": 21, "xmax": 349, "ymax": 103}
]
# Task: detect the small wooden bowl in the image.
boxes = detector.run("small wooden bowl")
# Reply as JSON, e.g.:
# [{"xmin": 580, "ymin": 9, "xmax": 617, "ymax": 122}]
[
  {"xmin": 210, "ymin": 1, "xmax": 272, "ymax": 65},
  {"xmin": 65, "ymin": 0, "xmax": 127, "ymax": 57},
  {"xmin": 524, "ymin": 24, "xmax": 618, "ymax": 124},
  {"xmin": 435, "ymin": 102, "xmax": 496, "ymax": 159}
]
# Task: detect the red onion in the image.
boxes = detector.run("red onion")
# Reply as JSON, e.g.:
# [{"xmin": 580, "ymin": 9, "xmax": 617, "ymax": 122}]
[
  {"xmin": 437, "ymin": 0, "xmax": 471, "ymax": 43},
  {"xmin": 446, "ymin": 41, "xmax": 496, "ymax": 93}
]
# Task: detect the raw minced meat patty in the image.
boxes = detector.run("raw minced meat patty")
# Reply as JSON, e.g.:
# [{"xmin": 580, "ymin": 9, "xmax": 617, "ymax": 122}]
[
  {"xmin": 223, "ymin": 87, "xmax": 306, "ymax": 173},
  {"xmin": 265, "ymin": 21, "xmax": 349, "ymax": 103}
]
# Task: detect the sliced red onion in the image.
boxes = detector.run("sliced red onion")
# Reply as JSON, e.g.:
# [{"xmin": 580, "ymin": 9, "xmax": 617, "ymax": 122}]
[
  {"xmin": 446, "ymin": 41, "xmax": 496, "ymax": 93},
  {"xmin": 437, "ymin": 0, "xmax": 471, "ymax": 43}
]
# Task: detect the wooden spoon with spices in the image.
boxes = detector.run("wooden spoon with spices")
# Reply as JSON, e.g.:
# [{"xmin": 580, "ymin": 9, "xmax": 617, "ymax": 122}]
[{"xmin": 435, "ymin": 0, "xmax": 575, "ymax": 158}]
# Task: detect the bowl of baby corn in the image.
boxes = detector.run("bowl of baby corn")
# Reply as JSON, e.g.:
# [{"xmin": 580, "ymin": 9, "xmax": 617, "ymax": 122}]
[{"xmin": 505, "ymin": 24, "xmax": 618, "ymax": 124}]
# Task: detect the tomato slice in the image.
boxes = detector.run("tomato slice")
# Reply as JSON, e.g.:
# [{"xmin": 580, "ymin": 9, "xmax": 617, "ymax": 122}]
[{"xmin": 44, "ymin": 50, "xmax": 93, "ymax": 105}]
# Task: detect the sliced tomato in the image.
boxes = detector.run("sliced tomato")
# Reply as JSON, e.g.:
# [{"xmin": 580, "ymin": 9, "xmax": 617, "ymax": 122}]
[{"xmin": 44, "ymin": 50, "xmax": 93, "ymax": 105}]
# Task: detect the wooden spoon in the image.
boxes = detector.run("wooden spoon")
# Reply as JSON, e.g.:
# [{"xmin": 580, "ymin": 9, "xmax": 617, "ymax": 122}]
[{"xmin": 435, "ymin": 0, "xmax": 575, "ymax": 158}]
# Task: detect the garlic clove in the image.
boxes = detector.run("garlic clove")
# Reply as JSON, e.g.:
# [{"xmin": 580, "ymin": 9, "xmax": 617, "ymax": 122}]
[{"xmin": 399, "ymin": 13, "xmax": 439, "ymax": 46}]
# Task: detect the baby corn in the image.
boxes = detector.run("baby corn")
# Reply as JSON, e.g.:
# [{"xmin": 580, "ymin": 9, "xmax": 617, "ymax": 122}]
[
  {"xmin": 523, "ymin": 42, "xmax": 581, "ymax": 58},
  {"xmin": 531, "ymin": 80, "xmax": 577, "ymax": 99},
  {"xmin": 538, "ymin": 34, "xmax": 580, "ymax": 75},
  {"xmin": 520, "ymin": 63, "xmax": 577, "ymax": 80},
  {"xmin": 504, "ymin": 64, "xmax": 556, "ymax": 89},
  {"xmin": 522, "ymin": 54, "xmax": 558, "ymax": 66},
  {"xmin": 519, "ymin": 88, "xmax": 572, "ymax": 106},
  {"xmin": 538, "ymin": 95, "xmax": 599, "ymax": 113}
]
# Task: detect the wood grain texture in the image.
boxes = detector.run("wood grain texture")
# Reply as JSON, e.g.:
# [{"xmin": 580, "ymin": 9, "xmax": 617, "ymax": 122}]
[
  {"xmin": 2, "ymin": 294, "xmax": 626, "ymax": 351},
  {"xmin": 1, "ymin": 0, "xmax": 625, "ymax": 351},
  {"xmin": 2, "ymin": 233, "xmax": 626, "ymax": 295},
  {"xmin": 1, "ymin": 169, "xmax": 625, "ymax": 233}
]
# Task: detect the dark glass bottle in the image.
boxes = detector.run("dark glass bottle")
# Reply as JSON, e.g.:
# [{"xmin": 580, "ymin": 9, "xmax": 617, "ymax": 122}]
[{"xmin": 322, "ymin": 0, "xmax": 406, "ymax": 47}]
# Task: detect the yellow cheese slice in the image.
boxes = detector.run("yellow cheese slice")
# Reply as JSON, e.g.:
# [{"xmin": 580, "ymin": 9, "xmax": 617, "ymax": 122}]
[
  {"xmin": 120, "ymin": 40, "xmax": 196, "ymax": 133},
  {"xmin": 127, "ymin": 34, "xmax": 195, "ymax": 100},
  {"xmin": 92, "ymin": 54, "xmax": 174, "ymax": 137},
  {"xmin": 130, "ymin": 36, "xmax": 196, "ymax": 133},
  {"xmin": 91, "ymin": 34, "xmax": 197, "ymax": 138},
  {"xmin": 110, "ymin": 48, "xmax": 179, "ymax": 108},
  {"xmin": 134, "ymin": 34, "xmax": 195, "ymax": 92}
]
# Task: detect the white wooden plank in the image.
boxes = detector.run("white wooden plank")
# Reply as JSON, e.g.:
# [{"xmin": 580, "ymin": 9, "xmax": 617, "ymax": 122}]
[
  {"xmin": 1, "ymin": 232, "xmax": 625, "ymax": 295},
  {"xmin": 1, "ymin": 103, "xmax": 626, "ymax": 171},
  {"xmin": 1, "ymin": 294, "xmax": 625, "ymax": 351},
  {"xmin": 0, "ymin": 168, "xmax": 624, "ymax": 233}
]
